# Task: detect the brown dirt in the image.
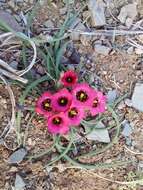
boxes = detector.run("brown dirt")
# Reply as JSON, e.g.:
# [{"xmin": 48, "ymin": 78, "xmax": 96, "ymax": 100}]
[{"xmin": 1, "ymin": 0, "xmax": 143, "ymax": 190}]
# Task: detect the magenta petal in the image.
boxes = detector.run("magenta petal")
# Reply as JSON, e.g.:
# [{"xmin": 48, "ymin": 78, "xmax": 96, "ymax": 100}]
[
  {"xmin": 35, "ymin": 91, "xmax": 53, "ymax": 117},
  {"xmin": 66, "ymin": 104, "xmax": 84, "ymax": 126},
  {"xmin": 60, "ymin": 70, "xmax": 78, "ymax": 87},
  {"xmin": 89, "ymin": 90, "xmax": 106, "ymax": 116},
  {"xmin": 51, "ymin": 88, "xmax": 72, "ymax": 112},
  {"xmin": 47, "ymin": 113, "xmax": 69, "ymax": 135},
  {"xmin": 72, "ymin": 83, "xmax": 94, "ymax": 108}
]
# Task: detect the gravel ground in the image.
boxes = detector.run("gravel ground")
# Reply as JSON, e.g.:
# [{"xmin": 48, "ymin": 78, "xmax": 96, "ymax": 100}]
[{"xmin": 1, "ymin": 0, "xmax": 143, "ymax": 190}]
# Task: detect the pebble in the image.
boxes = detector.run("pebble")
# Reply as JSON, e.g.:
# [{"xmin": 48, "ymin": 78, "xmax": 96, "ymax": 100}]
[
  {"xmin": 9, "ymin": 61, "xmax": 18, "ymax": 70},
  {"xmin": 135, "ymin": 48, "xmax": 143, "ymax": 55},
  {"xmin": 59, "ymin": 7, "xmax": 67, "ymax": 15},
  {"xmin": 117, "ymin": 3, "xmax": 137, "ymax": 28},
  {"xmin": 14, "ymin": 174, "xmax": 26, "ymax": 190},
  {"xmin": 132, "ymin": 83, "xmax": 143, "ymax": 112},
  {"xmin": 122, "ymin": 120, "xmax": 132, "ymax": 137},
  {"xmin": 118, "ymin": 101, "xmax": 126, "ymax": 110},
  {"xmin": 124, "ymin": 98, "xmax": 133, "ymax": 107},
  {"xmin": 44, "ymin": 20, "xmax": 54, "ymax": 28},
  {"xmin": 138, "ymin": 161, "xmax": 143, "ymax": 171},
  {"xmin": 88, "ymin": 0, "xmax": 106, "ymax": 26},
  {"xmin": 127, "ymin": 46, "xmax": 134, "ymax": 54},
  {"xmin": 0, "ymin": 10, "xmax": 23, "ymax": 32},
  {"xmin": 94, "ymin": 44, "xmax": 111, "ymax": 56},
  {"xmin": 70, "ymin": 18, "xmax": 86, "ymax": 41},
  {"xmin": 107, "ymin": 89, "xmax": 117, "ymax": 104}
]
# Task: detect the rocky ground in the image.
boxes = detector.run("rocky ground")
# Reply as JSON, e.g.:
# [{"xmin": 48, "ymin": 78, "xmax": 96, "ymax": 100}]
[{"xmin": 1, "ymin": 0, "xmax": 143, "ymax": 189}]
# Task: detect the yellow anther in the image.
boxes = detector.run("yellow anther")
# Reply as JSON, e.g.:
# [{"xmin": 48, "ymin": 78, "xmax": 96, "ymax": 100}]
[
  {"xmin": 45, "ymin": 103, "xmax": 50, "ymax": 107},
  {"xmin": 80, "ymin": 93, "xmax": 85, "ymax": 99},
  {"xmin": 61, "ymin": 99, "xmax": 65, "ymax": 103},
  {"xmin": 70, "ymin": 110, "xmax": 77, "ymax": 116}
]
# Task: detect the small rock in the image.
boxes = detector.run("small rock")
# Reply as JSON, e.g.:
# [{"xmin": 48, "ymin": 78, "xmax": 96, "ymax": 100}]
[
  {"xmin": 59, "ymin": 7, "xmax": 67, "ymax": 15},
  {"xmin": 132, "ymin": 83, "xmax": 143, "ymax": 112},
  {"xmin": 117, "ymin": 3, "xmax": 137, "ymax": 28},
  {"xmin": 70, "ymin": 18, "xmax": 86, "ymax": 41},
  {"xmin": 36, "ymin": 65, "xmax": 45, "ymax": 75},
  {"xmin": 94, "ymin": 44, "xmax": 111, "ymax": 56},
  {"xmin": 125, "ymin": 137, "xmax": 132, "ymax": 146},
  {"xmin": 9, "ymin": 61, "xmax": 18, "ymax": 70},
  {"xmin": 0, "ymin": 10, "xmax": 22, "ymax": 32},
  {"xmin": 15, "ymin": 174, "xmax": 25, "ymax": 190},
  {"xmin": 86, "ymin": 121, "xmax": 110, "ymax": 143},
  {"xmin": 0, "ymin": 138, "xmax": 4, "ymax": 145},
  {"xmin": 127, "ymin": 46, "xmax": 134, "ymax": 54},
  {"xmin": 138, "ymin": 161, "xmax": 143, "ymax": 171},
  {"xmin": 118, "ymin": 101, "xmax": 125, "ymax": 110},
  {"xmin": 135, "ymin": 48, "xmax": 143, "ymax": 55},
  {"xmin": 107, "ymin": 89, "xmax": 117, "ymax": 104},
  {"xmin": 124, "ymin": 98, "xmax": 133, "ymax": 107},
  {"xmin": 8, "ymin": 148, "xmax": 27, "ymax": 164},
  {"xmin": 44, "ymin": 20, "xmax": 54, "ymax": 28},
  {"xmin": 122, "ymin": 120, "xmax": 132, "ymax": 137},
  {"xmin": 88, "ymin": 0, "xmax": 106, "ymax": 26}
]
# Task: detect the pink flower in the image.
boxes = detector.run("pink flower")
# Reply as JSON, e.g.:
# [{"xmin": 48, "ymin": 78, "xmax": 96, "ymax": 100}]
[
  {"xmin": 51, "ymin": 88, "xmax": 72, "ymax": 112},
  {"xmin": 89, "ymin": 90, "xmax": 106, "ymax": 116},
  {"xmin": 72, "ymin": 83, "xmax": 94, "ymax": 107},
  {"xmin": 66, "ymin": 104, "xmax": 84, "ymax": 126},
  {"xmin": 47, "ymin": 113, "xmax": 69, "ymax": 134},
  {"xmin": 35, "ymin": 92, "xmax": 53, "ymax": 117},
  {"xmin": 60, "ymin": 70, "xmax": 78, "ymax": 87}
]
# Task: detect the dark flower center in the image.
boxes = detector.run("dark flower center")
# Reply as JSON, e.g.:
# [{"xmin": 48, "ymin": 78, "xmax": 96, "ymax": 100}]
[
  {"xmin": 52, "ymin": 117, "xmax": 62, "ymax": 125},
  {"xmin": 93, "ymin": 98, "xmax": 99, "ymax": 107},
  {"xmin": 68, "ymin": 107, "xmax": 78, "ymax": 118},
  {"xmin": 76, "ymin": 90, "xmax": 88, "ymax": 102},
  {"xmin": 58, "ymin": 97, "xmax": 68, "ymax": 106},
  {"xmin": 66, "ymin": 76, "xmax": 73, "ymax": 83},
  {"xmin": 42, "ymin": 99, "xmax": 52, "ymax": 111}
]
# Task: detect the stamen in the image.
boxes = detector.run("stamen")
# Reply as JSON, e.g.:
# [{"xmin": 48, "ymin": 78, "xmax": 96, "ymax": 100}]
[
  {"xmin": 68, "ymin": 108, "xmax": 78, "ymax": 118},
  {"xmin": 66, "ymin": 77, "xmax": 72, "ymax": 83},
  {"xmin": 58, "ymin": 97, "xmax": 68, "ymax": 106},
  {"xmin": 93, "ymin": 98, "xmax": 98, "ymax": 107},
  {"xmin": 76, "ymin": 90, "xmax": 88, "ymax": 102},
  {"xmin": 42, "ymin": 99, "xmax": 52, "ymax": 111},
  {"xmin": 53, "ymin": 117, "xmax": 62, "ymax": 125}
]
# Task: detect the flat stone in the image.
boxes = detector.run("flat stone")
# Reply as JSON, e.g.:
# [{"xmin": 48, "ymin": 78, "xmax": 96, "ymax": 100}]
[
  {"xmin": 107, "ymin": 89, "xmax": 117, "ymax": 104},
  {"xmin": 135, "ymin": 48, "xmax": 143, "ymax": 55},
  {"xmin": 88, "ymin": 0, "xmax": 106, "ymax": 26},
  {"xmin": 70, "ymin": 18, "xmax": 86, "ymax": 41},
  {"xmin": 122, "ymin": 120, "xmax": 132, "ymax": 137},
  {"xmin": 94, "ymin": 44, "xmax": 111, "ymax": 56},
  {"xmin": 15, "ymin": 174, "xmax": 25, "ymax": 190},
  {"xmin": 86, "ymin": 121, "xmax": 110, "ymax": 143},
  {"xmin": 8, "ymin": 148, "xmax": 27, "ymax": 164},
  {"xmin": 132, "ymin": 83, "xmax": 143, "ymax": 112},
  {"xmin": 0, "ymin": 10, "xmax": 23, "ymax": 32},
  {"xmin": 124, "ymin": 98, "xmax": 133, "ymax": 107},
  {"xmin": 9, "ymin": 61, "xmax": 18, "ymax": 70},
  {"xmin": 44, "ymin": 20, "xmax": 54, "ymax": 28},
  {"xmin": 117, "ymin": 3, "xmax": 137, "ymax": 28},
  {"xmin": 127, "ymin": 46, "xmax": 134, "ymax": 54}
]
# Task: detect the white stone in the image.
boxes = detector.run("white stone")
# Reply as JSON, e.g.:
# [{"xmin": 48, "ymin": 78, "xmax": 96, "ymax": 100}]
[
  {"xmin": 135, "ymin": 48, "xmax": 143, "ymax": 55},
  {"xmin": 86, "ymin": 121, "xmax": 110, "ymax": 143},
  {"xmin": 132, "ymin": 83, "xmax": 143, "ymax": 112},
  {"xmin": 94, "ymin": 44, "xmax": 111, "ymax": 55},
  {"xmin": 70, "ymin": 18, "xmax": 86, "ymax": 41},
  {"xmin": 88, "ymin": 0, "xmax": 106, "ymax": 26},
  {"xmin": 117, "ymin": 3, "xmax": 137, "ymax": 27}
]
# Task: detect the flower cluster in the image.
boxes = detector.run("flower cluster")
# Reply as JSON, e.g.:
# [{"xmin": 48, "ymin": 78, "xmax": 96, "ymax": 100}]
[{"xmin": 35, "ymin": 70, "xmax": 106, "ymax": 135}]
